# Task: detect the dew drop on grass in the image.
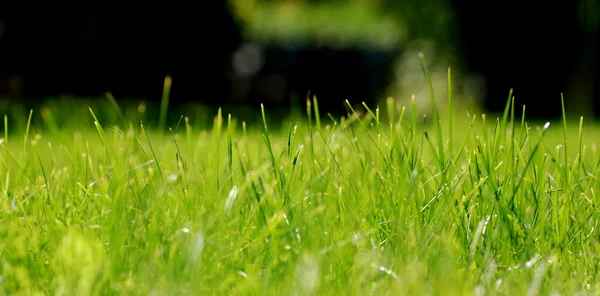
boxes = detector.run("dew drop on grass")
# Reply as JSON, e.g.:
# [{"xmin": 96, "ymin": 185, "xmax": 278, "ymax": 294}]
[
  {"xmin": 376, "ymin": 265, "xmax": 399, "ymax": 280},
  {"xmin": 224, "ymin": 185, "xmax": 239, "ymax": 214},
  {"xmin": 543, "ymin": 122, "xmax": 551, "ymax": 132},
  {"xmin": 295, "ymin": 254, "xmax": 320, "ymax": 294},
  {"xmin": 167, "ymin": 174, "xmax": 178, "ymax": 183},
  {"xmin": 526, "ymin": 254, "xmax": 541, "ymax": 269},
  {"xmin": 474, "ymin": 286, "xmax": 484, "ymax": 296},
  {"xmin": 190, "ymin": 231, "xmax": 205, "ymax": 263}
]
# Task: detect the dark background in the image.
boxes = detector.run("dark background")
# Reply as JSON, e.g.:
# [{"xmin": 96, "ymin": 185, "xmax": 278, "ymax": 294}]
[
  {"xmin": 0, "ymin": 1, "xmax": 598, "ymax": 120},
  {"xmin": 450, "ymin": 0, "xmax": 599, "ymax": 118}
]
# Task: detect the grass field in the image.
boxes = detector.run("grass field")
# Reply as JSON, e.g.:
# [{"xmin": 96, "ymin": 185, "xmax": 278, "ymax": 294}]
[{"xmin": 1, "ymin": 62, "xmax": 600, "ymax": 295}]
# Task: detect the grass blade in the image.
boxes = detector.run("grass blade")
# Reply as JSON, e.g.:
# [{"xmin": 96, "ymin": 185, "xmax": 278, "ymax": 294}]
[
  {"xmin": 419, "ymin": 53, "xmax": 445, "ymax": 176},
  {"xmin": 159, "ymin": 75, "xmax": 172, "ymax": 134}
]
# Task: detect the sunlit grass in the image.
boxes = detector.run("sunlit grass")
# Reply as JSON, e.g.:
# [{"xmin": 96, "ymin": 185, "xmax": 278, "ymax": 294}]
[{"xmin": 1, "ymin": 59, "xmax": 600, "ymax": 295}]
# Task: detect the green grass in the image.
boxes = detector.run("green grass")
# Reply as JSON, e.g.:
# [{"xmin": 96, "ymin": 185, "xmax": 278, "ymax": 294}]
[{"xmin": 1, "ymin": 64, "xmax": 600, "ymax": 295}]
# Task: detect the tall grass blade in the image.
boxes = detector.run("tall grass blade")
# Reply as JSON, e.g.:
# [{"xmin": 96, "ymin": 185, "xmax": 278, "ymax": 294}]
[
  {"xmin": 228, "ymin": 113, "xmax": 233, "ymax": 182},
  {"xmin": 447, "ymin": 67, "xmax": 453, "ymax": 160},
  {"xmin": 419, "ymin": 53, "xmax": 445, "ymax": 176},
  {"xmin": 140, "ymin": 121, "xmax": 163, "ymax": 179},
  {"xmin": 23, "ymin": 109, "xmax": 32, "ymax": 161},
  {"xmin": 561, "ymin": 93, "xmax": 569, "ymax": 185},
  {"xmin": 313, "ymin": 95, "xmax": 321, "ymax": 131},
  {"xmin": 159, "ymin": 75, "xmax": 172, "ymax": 134},
  {"xmin": 500, "ymin": 89, "xmax": 514, "ymax": 145},
  {"xmin": 105, "ymin": 91, "xmax": 125, "ymax": 124}
]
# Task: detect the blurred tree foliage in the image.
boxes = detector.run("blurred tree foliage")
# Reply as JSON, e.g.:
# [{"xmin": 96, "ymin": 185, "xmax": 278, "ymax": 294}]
[
  {"xmin": 227, "ymin": 0, "xmax": 474, "ymax": 115},
  {"xmin": 229, "ymin": 0, "xmax": 399, "ymax": 50},
  {"xmin": 380, "ymin": 0, "xmax": 460, "ymax": 55},
  {"xmin": 228, "ymin": 0, "xmax": 460, "ymax": 53}
]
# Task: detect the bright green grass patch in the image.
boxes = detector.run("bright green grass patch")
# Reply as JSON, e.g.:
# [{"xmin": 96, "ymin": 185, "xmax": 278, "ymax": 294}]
[{"xmin": 1, "ymin": 67, "xmax": 600, "ymax": 295}]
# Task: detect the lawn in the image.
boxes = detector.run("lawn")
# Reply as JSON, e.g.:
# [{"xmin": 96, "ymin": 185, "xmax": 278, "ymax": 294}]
[{"xmin": 1, "ymin": 63, "xmax": 600, "ymax": 295}]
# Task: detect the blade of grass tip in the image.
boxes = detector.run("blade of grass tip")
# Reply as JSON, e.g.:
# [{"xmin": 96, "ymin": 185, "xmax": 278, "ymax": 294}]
[
  {"xmin": 578, "ymin": 116, "xmax": 586, "ymax": 174},
  {"xmin": 287, "ymin": 139, "xmax": 304, "ymax": 194},
  {"xmin": 525, "ymin": 121, "xmax": 532, "ymax": 154},
  {"xmin": 386, "ymin": 97, "xmax": 395, "ymax": 130},
  {"xmin": 561, "ymin": 93, "xmax": 569, "ymax": 185},
  {"xmin": 287, "ymin": 124, "xmax": 300, "ymax": 180},
  {"xmin": 376, "ymin": 104, "xmax": 380, "ymax": 132},
  {"xmin": 419, "ymin": 53, "xmax": 445, "ymax": 174},
  {"xmin": 361, "ymin": 102, "xmax": 380, "ymax": 147},
  {"xmin": 313, "ymin": 95, "xmax": 321, "ymax": 131},
  {"xmin": 185, "ymin": 116, "xmax": 192, "ymax": 151},
  {"xmin": 493, "ymin": 116, "xmax": 503, "ymax": 159},
  {"xmin": 362, "ymin": 101, "xmax": 378, "ymax": 128},
  {"xmin": 286, "ymin": 122, "xmax": 293, "ymax": 159},
  {"xmin": 389, "ymin": 105, "xmax": 406, "ymax": 161},
  {"xmin": 344, "ymin": 100, "xmax": 360, "ymax": 127},
  {"xmin": 4, "ymin": 114, "xmax": 8, "ymax": 167},
  {"xmin": 408, "ymin": 96, "xmax": 417, "ymax": 169},
  {"xmin": 88, "ymin": 107, "xmax": 113, "ymax": 165},
  {"xmin": 242, "ymin": 121, "xmax": 247, "ymax": 139},
  {"xmin": 23, "ymin": 109, "xmax": 32, "ymax": 161},
  {"xmin": 448, "ymin": 67, "xmax": 453, "ymax": 161},
  {"xmin": 174, "ymin": 114, "xmax": 184, "ymax": 134},
  {"xmin": 213, "ymin": 108, "xmax": 223, "ymax": 144},
  {"xmin": 419, "ymin": 114, "xmax": 427, "ymax": 169},
  {"xmin": 261, "ymin": 104, "xmax": 278, "ymax": 178},
  {"xmin": 159, "ymin": 75, "xmax": 172, "ymax": 135},
  {"xmin": 36, "ymin": 152, "xmax": 51, "ymax": 202},
  {"xmin": 315, "ymin": 124, "xmax": 343, "ymax": 173},
  {"xmin": 519, "ymin": 104, "xmax": 526, "ymax": 149},
  {"xmin": 2, "ymin": 143, "xmax": 28, "ymax": 182},
  {"xmin": 327, "ymin": 113, "xmax": 337, "ymax": 125},
  {"xmin": 376, "ymin": 105, "xmax": 382, "ymax": 161},
  {"xmin": 512, "ymin": 122, "xmax": 551, "ymax": 201},
  {"xmin": 228, "ymin": 113, "xmax": 233, "ymax": 180},
  {"xmin": 105, "ymin": 91, "xmax": 125, "ymax": 125},
  {"xmin": 306, "ymin": 93, "xmax": 312, "ymax": 126},
  {"xmin": 424, "ymin": 131, "xmax": 442, "ymax": 169},
  {"xmin": 212, "ymin": 108, "xmax": 223, "ymax": 188},
  {"xmin": 85, "ymin": 140, "xmax": 90, "ymax": 189},
  {"xmin": 261, "ymin": 104, "xmax": 288, "ymax": 206},
  {"xmin": 88, "ymin": 107, "xmax": 106, "ymax": 142},
  {"xmin": 76, "ymin": 182, "xmax": 100, "ymax": 215},
  {"xmin": 411, "ymin": 95, "xmax": 416, "ymax": 141},
  {"xmin": 499, "ymin": 89, "xmax": 514, "ymax": 146},
  {"xmin": 395, "ymin": 105, "xmax": 406, "ymax": 137},
  {"xmin": 306, "ymin": 96, "xmax": 315, "ymax": 161},
  {"xmin": 140, "ymin": 121, "xmax": 163, "ymax": 179},
  {"xmin": 481, "ymin": 113, "xmax": 491, "ymax": 159},
  {"xmin": 349, "ymin": 101, "xmax": 387, "ymax": 163},
  {"xmin": 510, "ymin": 95, "xmax": 515, "ymax": 175},
  {"xmin": 276, "ymin": 124, "xmax": 290, "ymax": 163},
  {"xmin": 451, "ymin": 113, "xmax": 477, "ymax": 167},
  {"xmin": 169, "ymin": 127, "xmax": 187, "ymax": 173}
]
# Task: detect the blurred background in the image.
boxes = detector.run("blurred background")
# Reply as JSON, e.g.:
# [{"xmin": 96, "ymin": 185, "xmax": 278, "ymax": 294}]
[{"xmin": 0, "ymin": 1, "xmax": 598, "ymax": 124}]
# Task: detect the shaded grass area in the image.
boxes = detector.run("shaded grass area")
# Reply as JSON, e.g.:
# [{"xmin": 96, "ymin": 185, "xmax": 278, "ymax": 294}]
[{"xmin": 1, "ymin": 60, "xmax": 600, "ymax": 295}]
